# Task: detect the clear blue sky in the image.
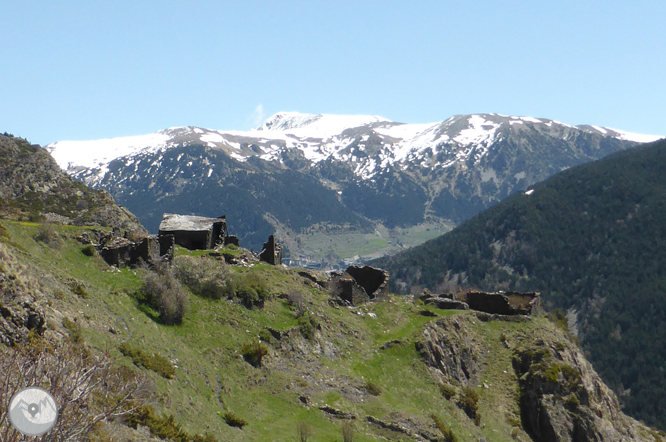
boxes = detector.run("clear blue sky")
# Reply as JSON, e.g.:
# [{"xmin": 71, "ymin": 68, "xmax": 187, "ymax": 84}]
[{"xmin": 2, "ymin": 1, "xmax": 664, "ymax": 145}]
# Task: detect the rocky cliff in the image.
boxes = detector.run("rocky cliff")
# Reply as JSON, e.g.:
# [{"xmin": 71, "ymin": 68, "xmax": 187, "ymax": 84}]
[{"xmin": 418, "ymin": 313, "xmax": 661, "ymax": 441}]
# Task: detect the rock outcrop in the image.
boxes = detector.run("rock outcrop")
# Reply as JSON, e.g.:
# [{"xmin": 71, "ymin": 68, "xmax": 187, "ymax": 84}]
[
  {"xmin": 0, "ymin": 134, "xmax": 147, "ymax": 235},
  {"xmin": 513, "ymin": 336, "xmax": 657, "ymax": 442},
  {"xmin": 0, "ymin": 242, "xmax": 46, "ymax": 344},
  {"xmin": 416, "ymin": 315, "xmax": 484, "ymax": 386}
]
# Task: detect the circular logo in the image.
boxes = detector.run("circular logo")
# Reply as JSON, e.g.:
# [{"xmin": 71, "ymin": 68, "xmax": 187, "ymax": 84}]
[{"xmin": 8, "ymin": 387, "xmax": 58, "ymax": 436}]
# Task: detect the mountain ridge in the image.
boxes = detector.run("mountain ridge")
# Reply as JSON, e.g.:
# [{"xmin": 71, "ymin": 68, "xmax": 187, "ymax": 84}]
[{"xmin": 45, "ymin": 113, "xmax": 662, "ymax": 257}]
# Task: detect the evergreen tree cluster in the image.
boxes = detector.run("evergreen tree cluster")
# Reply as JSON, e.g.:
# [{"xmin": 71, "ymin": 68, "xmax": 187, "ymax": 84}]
[{"xmin": 376, "ymin": 139, "xmax": 666, "ymax": 429}]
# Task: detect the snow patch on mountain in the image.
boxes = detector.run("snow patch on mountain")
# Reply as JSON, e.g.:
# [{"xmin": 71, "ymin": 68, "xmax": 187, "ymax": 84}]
[
  {"xmin": 46, "ymin": 112, "xmax": 664, "ymax": 185},
  {"xmin": 253, "ymin": 112, "xmax": 390, "ymax": 140},
  {"xmin": 46, "ymin": 132, "xmax": 171, "ymax": 170}
]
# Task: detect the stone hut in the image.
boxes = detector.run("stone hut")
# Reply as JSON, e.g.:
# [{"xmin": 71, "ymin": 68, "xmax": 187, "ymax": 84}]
[{"xmin": 159, "ymin": 213, "xmax": 228, "ymax": 250}]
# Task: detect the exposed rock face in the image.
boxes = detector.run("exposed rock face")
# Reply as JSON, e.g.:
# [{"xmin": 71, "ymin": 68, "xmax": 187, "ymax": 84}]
[
  {"xmin": 512, "ymin": 337, "xmax": 658, "ymax": 442},
  {"xmin": 0, "ymin": 243, "xmax": 46, "ymax": 344},
  {"xmin": 416, "ymin": 315, "xmax": 484, "ymax": 386},
  {"xmin": 0, "ymin": 134, "xmax": 147, "ymax": 235}
]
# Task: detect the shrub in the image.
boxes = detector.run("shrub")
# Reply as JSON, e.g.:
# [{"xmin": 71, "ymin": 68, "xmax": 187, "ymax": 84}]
[
  {"xmin": 174, "ymin": 255, "xmax": 229, "ymax": 300},
  {"xmin": 298, "ymin": 313, "xmax": 318, "ymax": 340},
  {"xmin": 365, "ymin": 381, "xmax": 382, "ymax": 396},
  {"xmin": 233, "ymin": 271, "xmax": 270, "ymax": 307},
  {"xmin": 546, "ymin": 309, "xmax": 569, "ymax": 331},
  {"xmin": 241, "ymin": 340, "xmax": 268, "ymax": 367},
  {"xmin": 259, "ymin": 329, "xmax": 275, "ymax": 345},
  {"xmin": 439, "ymin": 383, "xmax": 457, "ymax": 399},
  {"xmin": 431, "ymin": 414, "xmax": 458, "ymax": 442},
  {"xmin": 342, "ymin": 421, "xmax": 354, "ymax": 442},
  {"xmin": 222, "ymin": 411, "xmax": 247, "ymax": 428},
  {"xmin": 69, "ymin": 280, "xmax": 89, "ymax": 299},
  {"xmin": 297, "ymin": 420, "xmax": 313, "ymax": 442},
  {"xmin": 62, "ymin": 317, "xmax": 84, "ymax": 344},
  {"xmin": 119, "ymin": 342, "xmax": 176, "ymax": 379},
  {"xmin": 128, "ymin": 405, "xmax": 219, "ymax": 441},
  {"xmin": 174, "ymin": 256, "xmax": 270, "ymax": 308},
  {"xmin": 34, "ymin": 220, "xmax": 60, "ymax": 246},
  {"xmin": 288, "ymin": 291, "xmax": 305, "ymax": 316},
  {"xmin": 142, "ymin": 265, "xmax": 189, "ymax": 325},
  {"xmin": 0, "ymin": 336, "xmax": 143, "ymax": 440},
  {"xmin": 458, "ymin": 386, "xmax": 480, "ymax": 425},
  {"xmin": 81, "ymin": 244, "xmax": 96, "ymax": 256}
]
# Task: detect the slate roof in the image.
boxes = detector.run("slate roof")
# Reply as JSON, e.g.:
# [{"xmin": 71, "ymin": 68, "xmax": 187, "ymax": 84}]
[{"xmin": 159, "ymin": 213, "xmax": 225, "ymax": 232}]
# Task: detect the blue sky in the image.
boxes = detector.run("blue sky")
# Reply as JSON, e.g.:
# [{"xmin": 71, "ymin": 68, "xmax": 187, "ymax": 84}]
[{"xmin": 2, "ymin": 1, "xmax": 664, "ymax": 145}]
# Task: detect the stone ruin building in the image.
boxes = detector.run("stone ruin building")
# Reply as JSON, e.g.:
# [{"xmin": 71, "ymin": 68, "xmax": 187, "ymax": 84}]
[
  {"xmin": 82, "ymin": 213, "xmax": 283, "ymax": 268},
  {"xmin": 329, "ymin": 265, "xmax": 390, "ymax": 306},
  {"xmin": 419, "ymin": 290, "xmax": 541, "ymax": 316},
  {"xmin": 158, "ymin": 214, "xmax": 233, "ymax": 251}
]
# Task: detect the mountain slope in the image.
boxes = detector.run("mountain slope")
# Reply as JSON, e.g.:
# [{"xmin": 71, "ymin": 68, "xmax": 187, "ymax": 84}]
[
  {"xmin": 375, "ymin": 138, "xmax": 666, "ymax": 429},
  {"xmin": 0, "ymin": 219, "xmax": 662, "ymax": 441},
  {"xmin": 0, "ymin": 133, "xmax": 146, "ymax": 234},
  {"xmin": 46, "ymin": 113, "xmax": 660, "ymax": 256}
]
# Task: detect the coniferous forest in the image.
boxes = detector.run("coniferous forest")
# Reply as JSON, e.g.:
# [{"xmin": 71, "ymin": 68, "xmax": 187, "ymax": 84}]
[{"xmin": 376, "ymin": 138, "xmax": 666, "ymax": 428}]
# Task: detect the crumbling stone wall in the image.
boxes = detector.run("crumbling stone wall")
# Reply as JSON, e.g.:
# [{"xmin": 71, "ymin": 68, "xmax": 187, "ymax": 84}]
[
  {"xmin": 259, "ymin": 234, "xmax": 282, "ymax": 265},
  {"xmin": 329, "ymin": 265, "xmax": 389, "ymax": 306},
  {"xmin": 463, "ymin": 291, "xmax": 540, "ymax": 316}
]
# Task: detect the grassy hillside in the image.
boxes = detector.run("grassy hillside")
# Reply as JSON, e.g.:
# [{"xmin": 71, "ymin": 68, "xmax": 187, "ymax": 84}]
[
  {"xmin": 2, "ymin": 220, "xmax": 659, "ymax": 441},
  {"xmin": 375, "ymin": 138, "xmax": 666, "ymax": 429}
]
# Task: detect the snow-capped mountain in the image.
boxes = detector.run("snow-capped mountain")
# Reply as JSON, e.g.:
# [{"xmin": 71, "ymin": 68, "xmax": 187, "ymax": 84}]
[{"xmin": 46, "ymin": 113, "xmax": 662, "ymax": 255}]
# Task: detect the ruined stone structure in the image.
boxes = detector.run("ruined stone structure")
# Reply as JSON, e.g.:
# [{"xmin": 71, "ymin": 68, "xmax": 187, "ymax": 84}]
[
  {"xmin": 100, "ymin": 236, "xmax": 161, "ymax": 268},
  {"xmin": 464, "ymin": 291, "xmax": 541, "ymax": 316},
  {"xmin": 420, "ymin": 290, "xmax": 541, "ymax": 316},
  {"xmin": 259, "ymin": 234, "xmax": 282, "ymax": 265},
  {"xmin": 330, "ymin": 265, "xmax": 389, "ymax": 306},
  {"xmin": 158, "ymin": 213, "xmax": 228, "ymax": 251}
]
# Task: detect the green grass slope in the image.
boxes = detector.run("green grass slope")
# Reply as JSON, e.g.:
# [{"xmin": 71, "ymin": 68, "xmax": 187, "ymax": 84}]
[
  {"xmin": 4, "ymin": 220, "xmax": 649, "ymax": 441},
  {"xmin": 375, "ymin": 138, "xmax": 666, "ymax": 429}
]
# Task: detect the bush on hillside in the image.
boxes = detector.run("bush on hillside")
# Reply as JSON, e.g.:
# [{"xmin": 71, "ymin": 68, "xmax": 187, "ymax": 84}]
[
  {"xmin": 364, "ymin": 381, "xmax": 382, "ymax": 396},
  {"xmin": 241, "ymin": 340, "xmax": 268, "ymax": 368},
  {"xmin": 174, "ymin": 255, "xmax": 229, "ymax": 300},
  {"xmin": 222, "ymin": 411, "xmax": 247, "ymax": 428},
  {"xmin": 298, "ymin": 313, "xmax": 318, "ymax": 341},
  {"xmin": 296, "ymin": 420, "xmax": 313, "ymax": 442},
  {"xmin": 80, "ymin": 244, "xmax": 96, "ymax": 256},
  {"xmin": 142, "ymin": 263, "xmax": 189, "ymax": 325},
  {"xmin": 119, "ymin": 342, "xmax": 176, "ymax": 379},
  {"xmin": 0, "ymin": 335, "xmax": 144, "ymax": 440},
  {"xmin": 128, "ymin": 404, "xmax": 219, "ymax": 441},
  {"xmin": 431, "ymin": 414, "xmax": 458, "ymax": 442},
  {"xmin": 341, "ymin": 421, "xmax": 354, "ymax": 442},
  {"xmin": 458, "ymin": 386, "xmax": 480, "ymax": 425},
  {"xmin": 174, "ymin": 256, "xmax": 269, "ymax": 308}
]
